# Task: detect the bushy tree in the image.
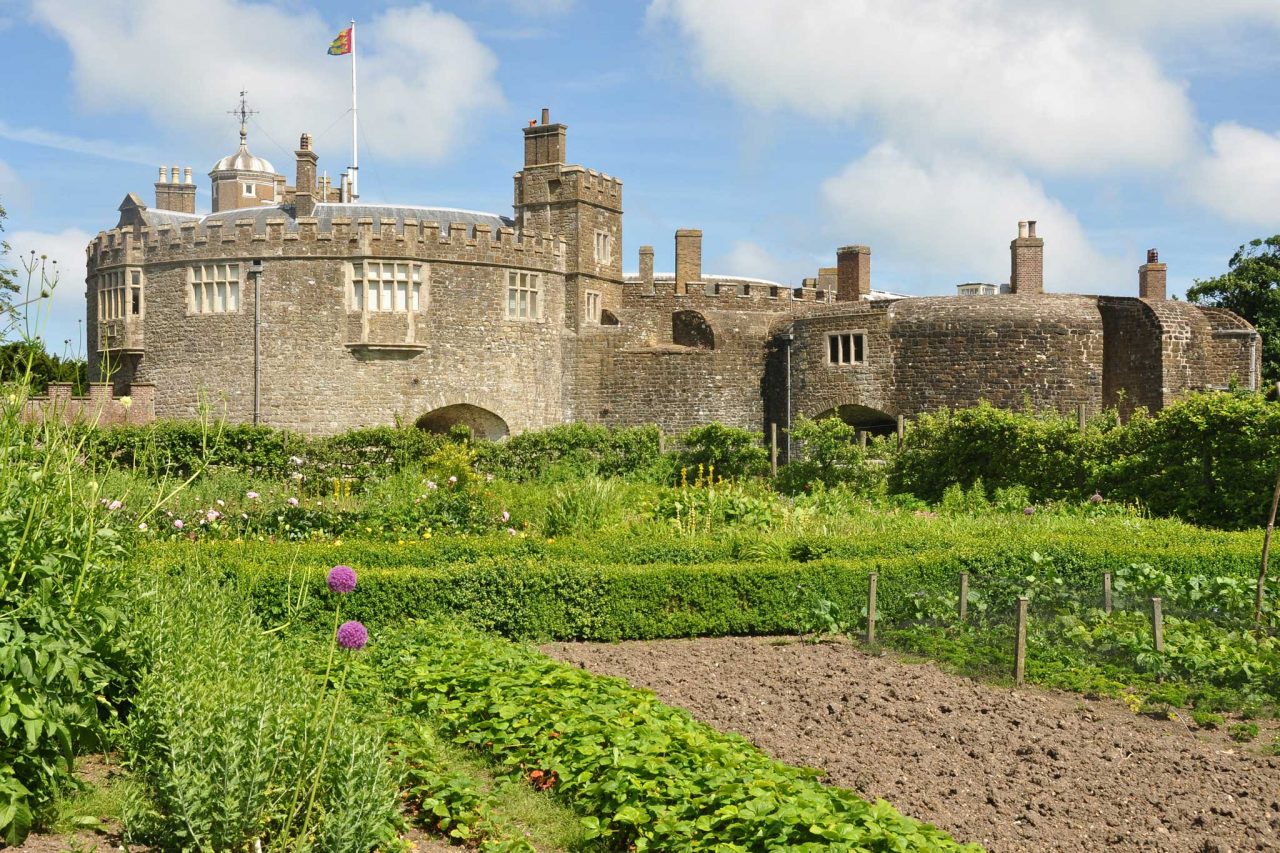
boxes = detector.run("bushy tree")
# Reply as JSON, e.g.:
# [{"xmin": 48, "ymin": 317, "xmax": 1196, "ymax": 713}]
[
  {"xmin": 676, "ymin": 422, "xmax": 768, "ymax": 480},
  {"xmin": 1187, "ymin": 236, "xmax": 1280, "ymax": 387}
]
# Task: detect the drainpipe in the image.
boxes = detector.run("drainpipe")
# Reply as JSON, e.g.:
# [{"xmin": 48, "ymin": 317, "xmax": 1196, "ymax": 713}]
[
  {"xmin": 250, "ymin": 259, "xmax": 264, "ymax": 425},
  {"xmin": 781, "ymin": 331, "xmax": 794, "ymax": 461}
]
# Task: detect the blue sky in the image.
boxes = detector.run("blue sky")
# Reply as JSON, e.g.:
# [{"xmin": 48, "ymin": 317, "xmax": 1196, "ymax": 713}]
[{"xmin": 3, "ymin": 0, "xmax": 1280, "ymax": 356}]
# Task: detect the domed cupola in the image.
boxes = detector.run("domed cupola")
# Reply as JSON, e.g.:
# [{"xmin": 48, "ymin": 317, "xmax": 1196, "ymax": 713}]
[{"xmin": 209, "ymin": 92, "xmax": 280, "ymax": 213}]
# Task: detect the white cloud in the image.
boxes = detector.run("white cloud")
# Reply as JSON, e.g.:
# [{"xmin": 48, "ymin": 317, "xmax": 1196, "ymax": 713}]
[
  {"xmin": 0, "ymin": 121, "xmax": 158, "ymax": 166},
  {"xmin": 31, "ymin": 1, "xmax": 503, "ymax": 165},
  {"xmin": 649, "ymin": 0, "xmax": 1197, "ymax": 174},
  {"xmin": 821, "ymin": 144, "xmax": 1131, "ymax": 293},
  {"xmin": 1053, "ymin": 1, "xmax": 1280, "ymax": 33},
  {"xmin": 1190, "ymin": 123, "xmax": 1280, "ymax": 230},
  {"xmin": 6, "ymin": 229, "xmax": 93, "ymax": 353},
  {"xmin": 710, "ymin": 240, "xmax": 792, "ymax": 283}
]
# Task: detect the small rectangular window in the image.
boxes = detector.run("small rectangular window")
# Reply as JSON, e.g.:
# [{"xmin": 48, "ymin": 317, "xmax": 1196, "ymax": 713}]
[
  {"xmin": 585, "ymin": 290, "xmax": 601, "ymax": 324},
  {"xmin": 826, "ymin": 332, "xmax": 867, "ymax": 366},
  {"xmin": 131, "ymin": 287, "xmax": 141, "ymax": 315},
  {"xmin": 243, "ymin": 182, "xmax": 255, "ymax": 196},
  {"xmin": 506, "ymin": 270, "xmax": 543, "ymax": 320},
  {"xmin": 594, "ymin": 231, "xmax": 612, "ymax": 265}
]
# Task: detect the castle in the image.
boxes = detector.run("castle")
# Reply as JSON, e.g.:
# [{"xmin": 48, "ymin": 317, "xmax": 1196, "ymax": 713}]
[{"xmin": 81, "ymin": 109, "xmax": 1262, "ymax": 442}]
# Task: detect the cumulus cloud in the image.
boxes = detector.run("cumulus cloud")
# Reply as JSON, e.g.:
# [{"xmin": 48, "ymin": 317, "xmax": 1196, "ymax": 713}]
[
  {"xmin": 1190, "ymin": 123, "xmax": 1280, "ymax": 230},
  {"xmin": 821, "ymin": 144, "xmax": 1131, "ymax": 293},
  {"xmin": 649, "ymin": 0, "xmax": 1196, "ymax": 174},
  {"xmin": 0, "ymin": 121, "xmax": 158, "ymax": 166},
  {"xmin": 6, "ymin": 228, "xmax": 94, "ymax": 352},
  {"xmin": 710, "ymin": 240, "xmax": 793, "ymax": 283},
  {"xmin": 31, "ymin": 0, "xmax": 503, "ymax": 164}
]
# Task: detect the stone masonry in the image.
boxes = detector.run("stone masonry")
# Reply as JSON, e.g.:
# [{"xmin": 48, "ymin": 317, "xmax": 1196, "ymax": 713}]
[{"xmin": 83, "ymin": 109, "xmax": 1262, "ymax": 441}]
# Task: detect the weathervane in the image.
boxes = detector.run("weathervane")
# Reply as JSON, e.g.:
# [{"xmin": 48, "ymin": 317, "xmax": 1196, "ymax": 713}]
[{"xmin": 228, "ymin": 89, "xmax": 259, "ymax": 143}]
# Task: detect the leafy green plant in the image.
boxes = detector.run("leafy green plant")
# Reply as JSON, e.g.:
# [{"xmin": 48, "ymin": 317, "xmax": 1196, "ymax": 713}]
[
  {"xmin": 1229, "ymin": 722, "xmax": 1259, "ymax": 743},
  {"xmin": 675, "ymin": 422, "xmax": 768, "ymax": 480},
  {"xmin": 542, "ymin": 477, "xmax": 618, "ymax": 537}
]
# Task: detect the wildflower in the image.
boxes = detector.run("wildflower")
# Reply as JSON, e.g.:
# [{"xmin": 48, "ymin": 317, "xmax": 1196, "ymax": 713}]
[
  {"xmin": 337, "ymin": 620, "xmax": 368, "ymax": 650},
  {"xmin": 288, "ymin": 497, "xmax": 299, "ymax": 506},
  {"xmin": 291, "ymin": 472, "xmax": 304, "ymax": 480},
  {"xmin": 327, "ymin": 565, "xmax": 358, "ymax": 594},
  {"xmin": 108, "ymin": 500, "xmax": 122, "ymax": 511},
  {"xmin": 501, "ymin": 510, "xmax": 510, "ymax": 523},
  {"xmin": 423, "ymin": 531, "xmax": 432, "ymax": 539},
  {"xmin": 241, "ymin": 512, "xmax": 249, "ymax": 520},
  {"xmin": 507, "ymin": 527, "xmax": 517, "ymax": 536},
  {"xmin": 1022, "ymin": 506, "xmax": 1035, "ymax": 516},
  {"xmin": 207, "ymin": 509, "xmax": 221, "ymax": 522},
  {"xmin": 290, "ymin": 455, "xmax": 304, "ymax": 466},
  {"xmin": 426, "ymin": 480, "xmax": 438, "ymax": 490},
  {"xmin": 216, "ymin": 499, "xmax": 226, "ymax": 507},
  {"xmin": 174, "ymin": 519, "xmax": 184, "ymax": 529},
  {"xmin": 1089, "ymin": 492, "xmax": 1104, "ymax": 505},
  {"xmin": 138, "ymin": 522, "xmax": 148, "ymax": 531},
  {"xmin": 118, "ymin": 395, "xmax": 132, "ymax": 410},
  {"xmin": 448, "ymin": 475, "xmax": 458, "ymax": 485},
  {"xmin": 246, "ymin": 491, "xmax": 259, "ymax": 500}
]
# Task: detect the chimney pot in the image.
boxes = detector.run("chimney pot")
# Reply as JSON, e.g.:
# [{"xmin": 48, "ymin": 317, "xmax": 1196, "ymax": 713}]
[
  {"xmin": 1147, "ymin": 248, "xmax": 1159, "ymax": 264},
  {"xmin": 1018, "ymin": 220, "xmax": 1029, "ymax": 238},
  {"xmin": 158, "ymin": 167, "xmax": 167, "ymax": 183},
  {"xmin": 1027, "ymin": 220, "xmax": 1037, "ymax": 237},
  {"xmin": 170, "ymin": 166, "xmax": 180, "ymax": 183},
  {"xmin": 541, "ymin": 108, "xmax": 550, "ymax": 125},
  {"xmin": 183, "ymin": 167, "xmax": 192, "ymax": 185}
]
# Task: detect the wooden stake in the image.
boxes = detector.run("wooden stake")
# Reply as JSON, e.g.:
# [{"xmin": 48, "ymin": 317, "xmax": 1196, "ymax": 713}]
[
  {"xmin": 958, "ymin": 572, "xmax": 969, "ymax": 622},
  {"xmin": 657, "ymin": 428, "xmax": 665, "ymax": 455},
  {"xmin": 1255, "ymin": 462, "xmax": 1280, "ymax": 630},
  {"xmin": 1077, "ymin": 402, "xmax": 1087, "ymax": 433},
  {"xmin": 1103, "ymin": 572, "xmax": 1112, "ymax": 615},
  {"xmin": 896, "ymin": 413, "xmax": 905, "ymax": 451},
  {"xmin": 1151, "ymin": 597, "xmax": 1164, "ymax": 653},
  {"xmin": 770, "ymin": 422, "xmax": 779, "ymax": 476},
  {"xmin": 858, "ymin": 429, "xmax": 868, "ymax": 450},
  {"xmin": 1014, "ymin": 596, "xmax": 1028, "ymax": 687},
  {"xmin": 866, "ymin": 573, "xmax": 878, "ymax": 645}
]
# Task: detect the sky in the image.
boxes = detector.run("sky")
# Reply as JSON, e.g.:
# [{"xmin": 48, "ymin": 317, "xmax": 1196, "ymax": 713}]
[{"xmin": 3, "ymin": 0, "xmax": 1280, "ymax": 356}]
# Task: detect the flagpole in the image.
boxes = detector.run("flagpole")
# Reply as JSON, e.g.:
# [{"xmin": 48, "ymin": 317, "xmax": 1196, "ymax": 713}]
[{"xmin": 350, "ymin": 18, "xmax": 358, "ymax": 201}]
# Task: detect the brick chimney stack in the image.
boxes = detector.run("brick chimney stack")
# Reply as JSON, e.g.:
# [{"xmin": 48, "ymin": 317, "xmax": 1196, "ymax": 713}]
[
  {"xmin": 523, "ymin": 107, "xmax": 567, "ymax": 167},
  {"xmin": 639, "ymin": 245, "xmax": 655, "ymax": 293},
  {"xmin": 1010, "ymin": 220, "xmax": 1044, "ymax": 294},
  {"xmin": 294, "ymin": 133, "xmax": 319, "ymax": 217},
  {"xmin": 675, "ymin": 230, "xmax": 702, "ymax": 293},
  {"xmin": 154, "ymin": 165, "xmax": 196, "ymax": 214},
  {"xmin": 1139, "ymin": 248, "xmax": 1167, "ymax": 300},
  {"xmin": 836, "ymin": 245, "xmax": 871, "ymax": 301}
]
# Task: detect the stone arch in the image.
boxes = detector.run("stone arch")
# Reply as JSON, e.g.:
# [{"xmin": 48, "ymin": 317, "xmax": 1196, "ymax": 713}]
[
  {"xmin": 600, "ymin": 308, "xmax": 620, "ymax": 326},
  {"xmin": 672, "ymin": 310, "xmax": 715, "ymax": 349},
  {"xmin": 415, "ymin": 404, "xmax": 509, "ymax": 441},
  {"xmin": 817, "ymin": 403, "xmax": 897, "ymax": 435}
]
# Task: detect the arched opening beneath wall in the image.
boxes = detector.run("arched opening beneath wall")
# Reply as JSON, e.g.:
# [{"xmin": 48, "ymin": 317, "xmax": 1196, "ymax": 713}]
[
  {"xmin": 817, "ymin": 403, "xmax": 897, "ymax": 436},
  {"xmin": 600, "ymin": 309, "xmax": 620, "ymax": 326},
  {"xmin": 415, "ymin": 404, "xmax": 510, "ymax": 441},
  {"xmin": 672, "ymin": 310, "xmax": 715, "ymax": 349}
]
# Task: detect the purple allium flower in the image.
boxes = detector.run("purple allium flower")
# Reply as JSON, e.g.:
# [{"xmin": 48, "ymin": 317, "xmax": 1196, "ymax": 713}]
[
  {"xmin": 1022, "ymin": 506, "xmax": 1035, "ymax": 516},
  {"xmin": 174, "ymin": 519, "xmax": 184, "ymax": 529},
  {"xmin": 246, "ymin": 491, "xmax": 259, "ymax": 500},
  {"xmin": 501, "ymin": 510, "xmax": 510, "ymax": 523},
  {"xmin": 108, "ymin": 500, "xmax": 122, "ymax": 511},
  {"xmin": 327, "ymin": 565, "xmax": 357, "ymax": 594},
  {"xmin": 336, "ymin": 620, "xmax": 368, "ymax": 650},
  {"xmin": 448, "ymin": 475, "xmax": 458, "ymax": 485},
  {"xmin": 426, "ymin": 480, "xmax": 437, "ymax": 490},
  {"xmin": 287, "ymin": 496, "xmax": 299, "ymax": 506},
  {"xmin": 207, "ymin": 509, "xmax": 221, "ymax": 522},
  {"xmin": 1089, "ymin": 492, "xmax": 1104, "ymax": 505}
]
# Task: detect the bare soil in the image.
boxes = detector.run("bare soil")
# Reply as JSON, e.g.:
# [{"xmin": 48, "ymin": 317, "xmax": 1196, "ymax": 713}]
[{"xmin": 543, "ymin": 636, "xmax": 1280, "ymax": 853}]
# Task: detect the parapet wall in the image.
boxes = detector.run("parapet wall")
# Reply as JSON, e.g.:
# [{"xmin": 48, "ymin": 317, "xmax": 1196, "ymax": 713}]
[
  {"xmin": 22, "ymin": 383, "xmax": 155, "ymax": 427},
  {"xmin": 88, "ymin": 218, "xmax": 565, "ymax": 273}
]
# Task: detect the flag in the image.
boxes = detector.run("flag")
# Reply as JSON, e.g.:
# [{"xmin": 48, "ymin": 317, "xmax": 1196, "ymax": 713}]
[{"xmin": 328, "ymin": 27, "xmax": 352, "ymax": 56}]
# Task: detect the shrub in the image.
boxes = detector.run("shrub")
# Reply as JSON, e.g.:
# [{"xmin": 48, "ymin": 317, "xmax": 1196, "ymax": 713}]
[
  {"xmin": 675, "ymin": 423, "xmax": 768, "ymax": 480},
  {"xmin": 473, "ymin": 423, "xmax": 661, "ymax": 482},
  {"xmin": 542, "ymin": 477, "xmax": 619, "ymax": 537},
  {"xmin": 776, "ymin": 415, "xmax": 888, "ymax": 495}
]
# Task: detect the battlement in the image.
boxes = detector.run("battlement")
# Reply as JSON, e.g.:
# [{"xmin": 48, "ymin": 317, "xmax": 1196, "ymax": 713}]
[
  {"xmin": 87, "ymin": 214, "xmax": 566, "ymax": 272},
  {"xmin": 22, "ymin": 382, "xmax": 155, "ymax": 427},
  {"xmin": 623, "ymin": 273, "xmax": 837, "ymax": 310}
]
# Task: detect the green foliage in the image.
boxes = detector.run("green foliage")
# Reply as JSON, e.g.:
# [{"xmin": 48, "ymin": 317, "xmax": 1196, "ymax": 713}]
[
  {"xmin": 0, "ymin": 377, "xmax": 133, "ymax": 845},
  {"xmin": 1187, "ymin": 235, "xmax": 1280, "ymax": 385},
  {"xmin": 392, "ymin": 623, "xmax": 978, "ymax": 852},
  {"xmin": 542, "ymin": 477, "xmax": 618, "ymax": 537},
  {"xmin": 675, "ymin": 422, "xmax": 768, "ymax": 480},
  {"xmin": 0, "ymin": 340, "xmax": 86, "ymax": 395},
  {"xmin": 890, "ymin": 402, "xmax": 1104, "ymax": 503},
  {"xmin": 122, "ymin": 573, "xmax": 400, "ymax": 851},
  {"xmin": 1228, "ymin": 722, "xmax": 1259, "ymax": 743},
  {"xmin": 1191, "ymin": 710, "xmax": 1224, "ymax": 730},
  {"xmin": 776, "ymin": 415, "xmax": 887, "ymax": 495},
  {"xmin": 1097, "ymin": 391, "xmax": 1280, "ymax": 529},
  {"xmin": 473, "ymin": 423, "xmax": 662, "ymax": 482}
]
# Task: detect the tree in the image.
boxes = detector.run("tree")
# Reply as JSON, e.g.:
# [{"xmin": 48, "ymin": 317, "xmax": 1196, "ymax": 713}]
[
  {"xmin": 1187, "ymin": 236, "xmax": 1280, "ymax": 388},
  {"xmin": 0, "ymin": 199, "xmax": 17, "ymax": 327}
]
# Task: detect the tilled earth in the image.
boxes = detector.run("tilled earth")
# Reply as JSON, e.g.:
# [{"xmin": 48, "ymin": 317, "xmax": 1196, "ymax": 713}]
[{"xmin": 544, "ymin": 636, "xmax": 1280, "ymax": 853}]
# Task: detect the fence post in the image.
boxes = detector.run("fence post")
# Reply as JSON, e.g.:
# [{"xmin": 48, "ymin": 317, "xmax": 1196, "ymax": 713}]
[
  {"xmin": 1103, "ymin": 572, "xmax": 1112, "ymax": 615},
  {"xmin": 770, "ymin": 422, "xmax": 779, "ymax": 477},
  {"xmin": 1014, "ymin": 596, "xmax": 1028, "ymax": 687},
  {"xmin": 1151, "ymin": 597, "xmax": 1164, "ymax": 653},
  {"xmin": 896, "ymin": 413, "xmax": 905, "ymax": 451},
  {"xmin": 958, "ymin": 572, "xmax": 969, "ymax": 622},
  {"xmin": 1077, "ymin": 402, "xmax": 1087, "ymax": 433},
  {"xmin": 858, "ymin": 429, "xmax": 867, "ymax": 450},
  {"xmin": 657, "ymin": 428, "xmax": 665, "ymax": 455},
  {"xmin": 866, "ymin": 572, "xmax": 878, "ymax": 644}
]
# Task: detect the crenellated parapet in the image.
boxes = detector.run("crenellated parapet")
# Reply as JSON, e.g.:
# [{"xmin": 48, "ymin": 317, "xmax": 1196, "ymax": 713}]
[
  {"xmin": 622, "ymin": 274, "xmax": 837, "ymax": 312},
  {"xmin": 87, "ymin": 216, "xmax": 566, "ymax": 274}
]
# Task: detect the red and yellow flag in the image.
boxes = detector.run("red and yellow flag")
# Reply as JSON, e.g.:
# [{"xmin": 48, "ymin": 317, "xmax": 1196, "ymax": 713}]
[{"xmin": 327, "ymin": 27, "xmax": 352, "ymax": 56}]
